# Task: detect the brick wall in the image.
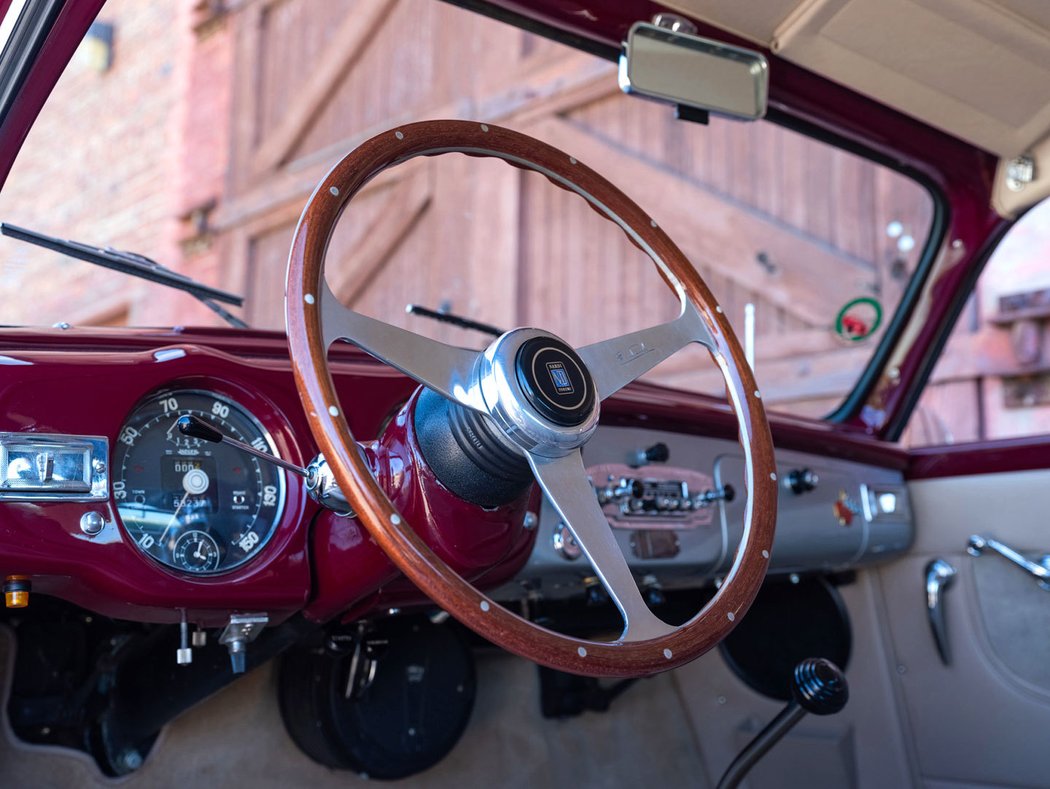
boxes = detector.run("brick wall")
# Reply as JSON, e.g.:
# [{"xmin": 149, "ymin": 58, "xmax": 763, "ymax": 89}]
[{"xmin": 0, "ymin": 0, "xmax": 230, "ymax": 328}]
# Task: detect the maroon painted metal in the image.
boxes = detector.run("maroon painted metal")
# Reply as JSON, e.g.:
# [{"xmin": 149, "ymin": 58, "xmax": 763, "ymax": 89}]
[
  {"xmin": 0, "ymin": 326, "xmax": 538, "ymax": 625},
  {"xmin": 908, "ymin": 436, "xmax": 1050, "ymax": 479},
  {"xmin": 306, "ymin": 389, "xmax": 536, "ymax": 622},
  {"xmin": 604, "ymin": 382, "xmax": 911, "ymax": 471},
  {"xmin": 0, "ymin": 0, "xmax": 107, "ymax": 188},
  {"xmin": 0, "ymin": 343, "xmax": 311, "ymax": 625},
  {"xmin": 0, "ymin": 332, "xmax": 410, "ymax": 625}
]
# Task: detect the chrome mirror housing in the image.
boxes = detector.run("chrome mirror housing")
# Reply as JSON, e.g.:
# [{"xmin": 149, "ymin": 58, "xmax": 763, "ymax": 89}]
[{"xmin": 619, "ymin": 21, "xmax": 769, "ymax": 121}]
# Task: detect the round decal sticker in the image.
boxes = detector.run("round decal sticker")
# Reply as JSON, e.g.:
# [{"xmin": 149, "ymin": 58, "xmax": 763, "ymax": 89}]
[{"xmin": 834, "ymin": 297, "xmax": 883, "ymax": 343}]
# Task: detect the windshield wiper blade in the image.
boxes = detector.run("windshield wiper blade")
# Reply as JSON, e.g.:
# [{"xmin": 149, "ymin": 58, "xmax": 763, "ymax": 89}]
[
  {"xmin": 406, "ymin": 303, "xmax": 504, "ymax": 337},
  {"xmin": 0, "ymin": 223, "xmax": 248, "ymax": 327}
]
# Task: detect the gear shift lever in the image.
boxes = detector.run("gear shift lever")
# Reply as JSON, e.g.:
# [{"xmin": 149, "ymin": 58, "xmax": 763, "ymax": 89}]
[{"xmin": 716, "ymin": 658, "xmax": 849, "ymax": 789}]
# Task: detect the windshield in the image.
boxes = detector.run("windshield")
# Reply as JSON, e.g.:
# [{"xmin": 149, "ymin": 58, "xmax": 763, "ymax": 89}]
[{"xmin": 0, "ymin": 0, "xmax": 935, "ymax": 419}]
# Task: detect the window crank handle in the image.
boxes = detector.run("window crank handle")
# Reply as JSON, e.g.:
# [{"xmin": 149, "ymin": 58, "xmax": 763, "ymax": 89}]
[{"xmin": 967, "ymin": 535, "xmax": 1050, "ymax": 591}]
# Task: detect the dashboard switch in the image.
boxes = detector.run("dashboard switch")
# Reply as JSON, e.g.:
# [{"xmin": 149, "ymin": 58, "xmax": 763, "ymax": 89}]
[
  {"xmin": 786, "ymin": 468, "xmax": 819, "ymax": 495},
  {"xmin": 631, "ymin": 441, "xmax": 670, "ymax": 467}
]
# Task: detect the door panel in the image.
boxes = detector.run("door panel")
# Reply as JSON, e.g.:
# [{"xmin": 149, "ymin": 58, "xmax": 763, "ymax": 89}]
[{"xmin": 883, "ymin": 468, "xmax": 1050, "ymax": 787}]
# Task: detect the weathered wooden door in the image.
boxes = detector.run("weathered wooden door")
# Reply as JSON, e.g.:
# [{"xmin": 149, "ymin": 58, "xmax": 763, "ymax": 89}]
[{"xmin": 212, "ymin": 0, "xmax": 932, "ymax": 419}]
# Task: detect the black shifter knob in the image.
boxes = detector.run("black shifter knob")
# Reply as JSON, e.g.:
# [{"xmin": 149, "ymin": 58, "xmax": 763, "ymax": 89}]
[
  {"xmin": 792, "ymin": 657, "xmax": 848, "ymax": 715},
  {"xmin": 716, "ymin": 658, "xmax": 849, "ymax": 789}
]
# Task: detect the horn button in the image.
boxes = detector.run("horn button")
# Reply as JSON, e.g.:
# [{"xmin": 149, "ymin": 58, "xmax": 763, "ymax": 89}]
[
  {"xmin": 515, "ymin": 337, "xmax": 595, "ymax": 427},
  {"xmin": 478, "ymin": 329, "xmax": 599, "ymax": 457}
]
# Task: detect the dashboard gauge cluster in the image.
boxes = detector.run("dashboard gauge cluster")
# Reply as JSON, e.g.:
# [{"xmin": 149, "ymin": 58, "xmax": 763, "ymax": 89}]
[{"xmin": 112, "ymin": 389, "xmax": 287, "ymax": 575}]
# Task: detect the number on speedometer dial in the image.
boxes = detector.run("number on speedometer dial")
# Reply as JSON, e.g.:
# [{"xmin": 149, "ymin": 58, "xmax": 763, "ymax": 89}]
[{"xmin": 113, "ymin": 389, "xmax": 286, "ymax": 575}]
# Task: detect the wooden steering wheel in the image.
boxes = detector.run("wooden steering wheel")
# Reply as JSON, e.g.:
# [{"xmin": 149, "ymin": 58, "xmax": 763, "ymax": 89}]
[{"xmin": 286, "ymin": 120, "xmax": 776, "ymax": 677}]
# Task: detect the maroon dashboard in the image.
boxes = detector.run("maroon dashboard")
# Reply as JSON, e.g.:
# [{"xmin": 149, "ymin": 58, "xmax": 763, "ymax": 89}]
[
  {"xmin": 0, "ymin": 325, "xmax": 540, "ymax": 627},
  {"xmin": 0, "ymin": 325, "xmax": 918, "ymax": 630}
]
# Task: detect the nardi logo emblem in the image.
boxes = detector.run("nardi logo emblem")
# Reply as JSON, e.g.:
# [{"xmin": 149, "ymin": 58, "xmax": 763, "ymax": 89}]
[{"xmin": 546, "ymin": 361, "xmax": 575, "ymax": 395}]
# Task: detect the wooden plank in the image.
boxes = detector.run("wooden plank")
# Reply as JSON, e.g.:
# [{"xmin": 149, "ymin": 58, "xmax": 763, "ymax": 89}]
[
  {"xmin": 529, "ymin": 117, "xmax": 876, "ymax": 327},
  {"xmin": 213, "ymin": 58, "xmax": 615, "ymax": 233},
  {"xmin": 329, "ymin": 173, "xmax": 431, "ymax": 305},
  {"xmin": 229, "ymin": 2, "xmax": 264, "ymax": 194},
  {"xmin": 929, "ymin": 325, "xmax": 1050, "ymax": 381},
  {"xmin": 650, "ymin": 323, "xmax": 1050, "ymax": 408},
  {"xmin": 250, "ymin": 0, "xmax": 397, "ymax": 174}
]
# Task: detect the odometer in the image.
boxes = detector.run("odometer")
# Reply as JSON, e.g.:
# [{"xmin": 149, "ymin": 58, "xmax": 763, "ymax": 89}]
[{"xmin": 113, "ymin": 389, "xmax": 286, "ymax": 575}]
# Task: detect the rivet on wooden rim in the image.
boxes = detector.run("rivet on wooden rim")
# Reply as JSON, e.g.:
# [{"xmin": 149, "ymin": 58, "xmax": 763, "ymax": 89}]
[
  {"xmin": 577, "ymin": 646, "xmax": 587, "ymax": 657},
  {"xmin": 755, "ymin": 390, "xmax": 761, "ymax": 399},
  {"xmin": 328, "ymin": 405, "xmax": 339, "ymax": 417},
  {"xmin": 650, "ymin": 219, "xmax": 658, "ymax": 228},
  {"xmin": 762, "ymin": 549, "xmax": 770, "ymax": 559},
  {"xmin": 727, "ymin": 611, "xmax": 735, "ymax": 622},
  {"xmin": 390, "ymin": 513, "xmax": 401, "ymax": 525},
  {"xmin": 395, "ymin": 130, "xmax": 404, "ymax": 140},
  {"xmin": 480, "ymin": 601, "xmax": 490, "ymax": 612},
  {"xmin": 770, "ymin": 472, "xmax": 777, "ymax": 481},
  {"xmin": 480, "ymin": 123, "xmax": 489, "ymax": 132},
  {"xmin": 715, "ymin": 305, "xmax": 723, "ymax": 313},
  {"xmin": 569, "ymin": 156, "xmax": 577, "ymax": 165},
  {"xmin": 329, "ymin": 186, "xmax": 339, "ymax": 196},
  {"xmin": 304, "ymin": 294, "xmax": 315, "ymax": 305},
  {"xmin": 663, "ymin": 648, "xmax": 673, "ymax": 659}
]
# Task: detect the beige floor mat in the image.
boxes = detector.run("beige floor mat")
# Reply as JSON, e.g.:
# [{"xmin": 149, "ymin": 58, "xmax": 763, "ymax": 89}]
[{"xmin": 0, "ymin": 629, "xmax": 708, "ymax": 789}]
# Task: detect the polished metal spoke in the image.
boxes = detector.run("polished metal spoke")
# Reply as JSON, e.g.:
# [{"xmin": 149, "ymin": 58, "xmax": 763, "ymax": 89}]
[
  {"xmin": 576, "ymin": 305, "xmax": 713, "ymax": 402},
  {"xmin": 320, "ymin": 283, "xmax": 487, "ymax": 412},
  {"xmin": 528, "ymin": 449, "xmax": 677, "ymax": 643}
]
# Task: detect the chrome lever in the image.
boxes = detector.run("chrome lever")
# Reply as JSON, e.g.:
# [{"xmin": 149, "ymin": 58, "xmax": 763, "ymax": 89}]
[
  {"xmin": 925, "ymin": 559, "xmax": 956, "ymax": 665},
  {"xmin": 967, "ymin": 535, "xmax": 1050, "ymax": 591}
]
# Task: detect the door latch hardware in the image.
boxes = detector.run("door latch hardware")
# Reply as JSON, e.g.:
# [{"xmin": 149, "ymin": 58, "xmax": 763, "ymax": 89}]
[{"xmin": 925, "ymin": 559, "xmax": 956, "ymax": 665}]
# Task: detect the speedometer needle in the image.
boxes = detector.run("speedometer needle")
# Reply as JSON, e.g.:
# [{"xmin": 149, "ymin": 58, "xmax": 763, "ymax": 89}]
[{"xmin": 160, "ymin": 490, "xmax": 191, "ymax": 548}]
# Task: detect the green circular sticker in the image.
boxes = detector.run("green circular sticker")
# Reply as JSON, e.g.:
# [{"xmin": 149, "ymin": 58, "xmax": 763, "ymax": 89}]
[{"xmin": 834, "ymin": 297, "xmax": 883, "ymax": 342}]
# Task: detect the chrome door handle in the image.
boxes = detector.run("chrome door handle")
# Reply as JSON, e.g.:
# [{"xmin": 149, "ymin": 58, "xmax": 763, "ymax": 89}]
[
  {"xmin": 925, "ymin": 559, "xmax": 956, "ymax": 665},
  {"xmin": 967, "ymin": 535, "xmax": 1050, "ymax": 591}
]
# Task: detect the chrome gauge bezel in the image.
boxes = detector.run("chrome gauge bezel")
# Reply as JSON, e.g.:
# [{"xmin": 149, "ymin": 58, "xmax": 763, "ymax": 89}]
[{"xmin": 112, "ymin": 387, "xmax": 288, "ymax": 577}]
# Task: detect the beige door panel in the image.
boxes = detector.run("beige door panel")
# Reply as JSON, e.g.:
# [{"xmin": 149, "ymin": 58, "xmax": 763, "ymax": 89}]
[{"xmin": 879, "ymin": 469, "xmax": 1050, "ymax": 787}]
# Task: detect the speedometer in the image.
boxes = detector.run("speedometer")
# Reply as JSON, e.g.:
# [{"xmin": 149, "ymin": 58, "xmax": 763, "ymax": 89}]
[{"xmin": 113, "ymin": 389, "xmax": 286, "ymax": 575}]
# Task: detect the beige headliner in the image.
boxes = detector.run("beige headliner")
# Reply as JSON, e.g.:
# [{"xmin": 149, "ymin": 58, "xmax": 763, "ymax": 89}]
[{"xmin": 661, "ymin": 0, "xmax": 1050, "ymax": 216}]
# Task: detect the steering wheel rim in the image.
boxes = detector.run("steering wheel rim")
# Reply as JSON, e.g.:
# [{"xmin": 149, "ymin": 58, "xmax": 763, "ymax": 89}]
[{"xmin": 286, "ymin": 120, "xmax": 776, "ymax": 677}]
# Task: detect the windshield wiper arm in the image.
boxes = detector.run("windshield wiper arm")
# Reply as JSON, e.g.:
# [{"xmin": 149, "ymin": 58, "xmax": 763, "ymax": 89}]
[{"xmin": 0, "ymin": 223, "xmax": 248, "ymax": 328}]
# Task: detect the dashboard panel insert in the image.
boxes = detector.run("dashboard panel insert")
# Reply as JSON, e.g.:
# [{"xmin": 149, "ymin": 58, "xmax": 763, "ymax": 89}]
[{"xmin": 113, "ymin": 389, "xmax": 287, "ymax": 575}]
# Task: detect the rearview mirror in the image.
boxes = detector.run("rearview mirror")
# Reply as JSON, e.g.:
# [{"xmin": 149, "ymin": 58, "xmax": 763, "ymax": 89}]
[{"xmin": 618, "ymin": 22, "xmax": 768, "ymax": 121}]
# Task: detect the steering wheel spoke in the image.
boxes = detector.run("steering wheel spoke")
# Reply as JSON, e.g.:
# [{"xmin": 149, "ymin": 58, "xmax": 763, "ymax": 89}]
[
  {"xmin": 527, "ymin": 449, "xmax": 677, "ymax": 643},
  {"xmin": 319, "ymin": 283, "xmax": 486, "ymax": 412},
  {"xmin": 577, "ymin": 305, "xmax": 712, "ymax": 401}
]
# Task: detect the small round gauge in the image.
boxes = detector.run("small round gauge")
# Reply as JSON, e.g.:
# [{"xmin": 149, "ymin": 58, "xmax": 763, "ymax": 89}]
[
  {"xmin": 113, "ymin": 389, "xmax": 287, "ymax": 575},
  {"xmin": 173, "ymin": 530, "xmax": 221, "ymax": 573}
]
